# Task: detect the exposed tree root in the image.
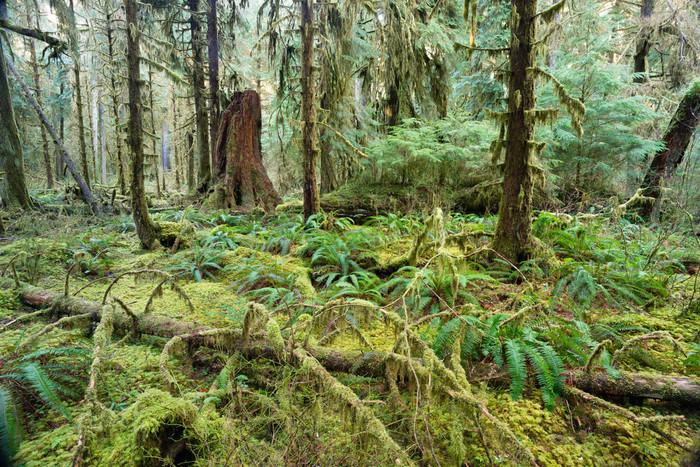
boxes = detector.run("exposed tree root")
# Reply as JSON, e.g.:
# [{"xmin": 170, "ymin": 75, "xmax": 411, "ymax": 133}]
[{"xmin": 5, "ymin": 278, "xmax": 700, "ymax": 407}]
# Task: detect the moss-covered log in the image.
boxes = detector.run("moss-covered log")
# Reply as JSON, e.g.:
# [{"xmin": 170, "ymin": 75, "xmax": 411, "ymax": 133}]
[
  {"xmin": 6, "ymin": 279, "xmax": 699, "ymax": 406},
  {"xmin": 570, "ymin": 370, "xmax": 700, "ymax": 405}
]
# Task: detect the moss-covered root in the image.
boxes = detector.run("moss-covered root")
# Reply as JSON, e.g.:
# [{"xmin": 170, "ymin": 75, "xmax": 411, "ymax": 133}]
[
  {"xmin": 72, "ymin": 304, "xmax": 115, "ymax": 467},
  {"xmin": 160, "ymin": 328, "xmax": 241, "ymax": 395},
  {"xmin": 293, "ymin": 347, "xmax": 414, "ymax": 465}
]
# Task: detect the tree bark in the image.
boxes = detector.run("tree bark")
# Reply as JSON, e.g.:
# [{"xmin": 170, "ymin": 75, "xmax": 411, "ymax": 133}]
[
  {"xmin": 4, "ymin": 55, "xmax": 99, "ymax": 213},
  {"xmin": 106, "ymin": 10, "xmax": 125, "ymax": 195},
  {"xmin": 26, "ymin": 5, "xmax": 53, "ymax": 189},
  {"xmin": 9, "ymin": 280, "xmax": 700, "ymax": 406},
  {"xmin": 187, "ymin": 131, "xmax": 195, "ymax": 192},
  {"xmin": 125, "ymin": 0, "xmax": 159, "ymax": 249},
  {"xmin": 189, "ymin": 0, "xmax": 211, "ymax": 193},
  {"xmin": 301, "ymin": 0, "xmax": 320, "ymax": 220},
  {"xmin": 213, "ymin": 90, "xmax": 282, "ymax": 212},
  {"xmin": 633, "ymin": 0, "xmax": 655, "ymax": 84},
  {"xmin": 639, "ymin": 80, "xmax": 700, "ymax": 216},
  {"xmin": 0, "ymin": 0, "xmax": 31, "ymax": 209},
  {"xmin": 492, "ymin": 0, "xmax": 538, "ymax": 264},
  {"xmin": 100, "ymin": 101, "xmax": 107, "ymax": 185},
  {"xmin": 0, "ymin": 51, "xmax": 33, "ymax": 208},
  {"xmin": 69, "ymin": 0, "xmax": 91, "ymax": 190},
  {"xmin": 207, "ymin": 0, "xmax": 221, "ymax": 180},
  {"xmin": 172, "ymin": 94, "xmax": 182, "ymax": 188},
  {"xmin": 147, "ymin": 59, "xmax": 161, "ymax": 198},
  {"xmin": 162, "ymin": 123, "xmax": 169, "ymax": 192}
]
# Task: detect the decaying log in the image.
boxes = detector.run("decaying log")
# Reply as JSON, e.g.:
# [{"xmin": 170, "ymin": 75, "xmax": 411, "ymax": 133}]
[{"xmin": 5, "ymin": 280, "xmax": 700, "ymax": 406}]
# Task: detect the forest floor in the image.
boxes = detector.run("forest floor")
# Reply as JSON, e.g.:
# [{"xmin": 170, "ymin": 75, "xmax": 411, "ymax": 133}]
[{"xmin": 0, "ymin": 195, "xmax": 699, "ymax": 466}]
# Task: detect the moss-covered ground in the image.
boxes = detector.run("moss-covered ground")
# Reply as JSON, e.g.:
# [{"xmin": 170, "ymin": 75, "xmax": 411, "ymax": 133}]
[{"xmin": 0, "ymin": 204, "xmax": 698, "ymax": 466}]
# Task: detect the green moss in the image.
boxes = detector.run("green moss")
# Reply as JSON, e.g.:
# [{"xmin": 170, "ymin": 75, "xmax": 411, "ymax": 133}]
[{"xmin": 226, "ymin": 247, "xmax": 316, "ymax": 298}]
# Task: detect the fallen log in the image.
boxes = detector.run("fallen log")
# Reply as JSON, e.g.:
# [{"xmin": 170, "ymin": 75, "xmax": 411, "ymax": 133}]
[{"xmin": 4, "ymin": 279, "xmax": 700, "ymax": 406}]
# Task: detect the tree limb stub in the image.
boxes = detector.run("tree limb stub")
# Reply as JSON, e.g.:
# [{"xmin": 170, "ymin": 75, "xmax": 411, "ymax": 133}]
[{"xmin": 6, "ymin": 279, "xmax": 700, "ymax": 406}]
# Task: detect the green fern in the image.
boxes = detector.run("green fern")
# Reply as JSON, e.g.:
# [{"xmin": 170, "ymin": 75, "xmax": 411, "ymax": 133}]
[
  {"xmin": 505, "ymin": 339, "xmax": 527, "ymax": 401},
  {"xmin": 21, "ymin": 363, "xmax": 71, "ymax": 420},
  {"xmin": 0, "ymin": 386, "xmax": 18, "ymax": 463}
]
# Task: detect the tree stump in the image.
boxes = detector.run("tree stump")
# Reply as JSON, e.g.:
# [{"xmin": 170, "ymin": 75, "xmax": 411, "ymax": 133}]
[{"xmin": 212, "ymin": 90, "xmax": 281, "ymax": 213}]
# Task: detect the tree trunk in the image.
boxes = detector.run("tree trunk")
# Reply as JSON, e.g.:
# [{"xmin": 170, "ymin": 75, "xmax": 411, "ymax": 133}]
[
  {"xmin": 56, "ymin": 80, "xmax": 67, "ymax": 182},
  {"xmin": 106, "ymin": 10, "xmax": 126, "ymax": 195},
  {"xmin": 0, "ymin": 10, "xmax": 32, "ymax": 209},
  {"xmin": 147, "ymin": 60, "xmax": 161, "ymax": 198},
  {"xmin": 125, "ymin": 0, "xmax": 159, "ymax": 249},
  {"xmin": 212, "ymin": 90, "xmax": 282, "ymax": 212},
  {"xmin": 10, "ymin": 280, "xmax": 700, "ymax": 406},
  {"xmin": 189, "ymin": 0, "xmax": 211, "ymax": 193},
  {"xmin": 4, "ymin": 55, "xmax": 99, "ymax": 213},
  {"xmin": 207, "ymin": 0, "xmax": 221, "ymax": 180},
  {"xmin": 633, "ymin": 0, "xmax": 655, "ymax": 84},
  {"xmin": 492, "ymin": 0, "xmax": 537, "ymax": 264},
  {"xmin": 70, "ymin": 0, "xmax": 91, "ymax": 190},
  {"xmin": 91, "ymin": 82, "xmax": 99, "ymax": 184},
  {"xmin": 26, "ymin": 5, "xmax": 53, "ymax": 189},
  {"xmin": 187, "ymin": 131, "xmax": 195, "ymax": 192},
  {"xmin": 301, "ymin": 0, "xmax": 320, "ymax": 220},
  {"xmin": 172, "ymin": 93, "xmax": 182, "ymax": 188},
  {"xmin": 100, "ymin": 101, "xmax": 107, "ymax": 185},
  {"xmin": 639, "ymin": 80, "xmax": 700, "ymax": 216},
  {"xmin": 162, "ymin": 123, "xmax": 169, "ymax": 192}
]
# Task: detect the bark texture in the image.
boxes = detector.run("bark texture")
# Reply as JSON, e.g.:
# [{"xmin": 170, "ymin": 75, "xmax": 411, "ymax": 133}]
[
  {"xmin": 207, "ymin": 0, "xmax": 221, "ymax": 177},
  {"xmin": 0, "ymin": 49, "xmax": 32, "ymax": 208},
  {"xmin": 492, "ymin": 0, "xmax": 538, "ymax": 264},
  {"xmin": 70, "ymin": 0, "xmax": 90, "ymax": 189},
  {"xmin": 213, "ymin": 90, "xmax": 281, "ymax": 212},
  {"xmin": 189, "ymin": 0, "xmax": 211, "ymax": 192},
  {"xmin": 125, "ymin": 0, "xmax": 159, "ymax": 249},
  {"xmin": 639, "ymin": 80, "xmax": 700, "ymax": 215},
  {"xmin": 301, "ymin": 0, "xmax": 320, "ymax": 220}
]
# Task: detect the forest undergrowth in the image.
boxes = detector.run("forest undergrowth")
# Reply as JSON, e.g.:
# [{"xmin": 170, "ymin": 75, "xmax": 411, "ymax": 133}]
[{"xmin": 0, "ymin": 197, "xmax": 699, "ymax": 466}]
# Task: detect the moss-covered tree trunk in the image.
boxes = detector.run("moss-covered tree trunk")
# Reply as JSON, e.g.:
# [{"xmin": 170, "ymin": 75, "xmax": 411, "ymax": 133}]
[
  {"xmin": 106, "ymin": 9, "xmax": 125, "ymax": 195},
  {"xmin": 301, "ymin": 0, "xmax": 320, "ymax": 220},
  {"xmin": 0, "ymin": 12, "xmax": 32, "ymax": 208},
  {"xmin": 633, "ymin": 0, "xmax": 654, "ymax": 84},
  {"xmin": 639, "ymin": 80, "xmax": 700, "ymax": 216},
  {"xmin": 189, "ymin": 0, "xmax": 211, "ymax": 193},
  {"xmin": 491, "ymin": 0, "xmax": 538, "ymax": 264},
  {"xmin": 212, "ymin": 90, "xmax": 281, "ymax": 212},
  {"xmin": 172, "ymin": 93, "xmax": 182, "ymax": 188},
  {"xmin": 147, "ymin": 58, "xmax": 161, "ymax": 198},
  {"xmin": 26, "ymin": 5, "xmax": 53, "ymax": 189},
  {"xmin": 207, "ymin": 0, "xmax": 221, "ymax": 181},
  {"xmin": 125, "ymin": 0, "xmax": 159, "ymax": 249},
  {"xmin": 69, "ymin": 0, "xmax": 91, "ymax": 190}
]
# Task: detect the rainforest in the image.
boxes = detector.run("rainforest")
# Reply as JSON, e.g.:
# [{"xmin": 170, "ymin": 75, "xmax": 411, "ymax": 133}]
[{"xmin": 0, "ymin": 0, "xmax": 699, "ymax": 465}]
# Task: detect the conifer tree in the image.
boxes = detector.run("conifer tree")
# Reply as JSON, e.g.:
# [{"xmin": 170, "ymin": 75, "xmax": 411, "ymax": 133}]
[
  {"xmin": 470, "ymin": 0, "xmax": 584, "ymax": 263},
  {"xmin": 125, "ymin": 0, "xmax": 160, "ymax": 249}
]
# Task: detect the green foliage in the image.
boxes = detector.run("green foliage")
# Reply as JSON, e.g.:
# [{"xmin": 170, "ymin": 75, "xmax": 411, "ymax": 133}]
[
  {"xmin": 365, "ymin": 115, "xmax": 495, "ymax": 187},
  {"xmin": 0, "ymin": 344, "xmax": 88, "ymax": 460},
  {"xmin": 168, "ymin": 241, "xmax": 226, "ymax": 282},
  {"xmin": 539, "ymin": 3, "xmax": 664, "ymax": 198}
]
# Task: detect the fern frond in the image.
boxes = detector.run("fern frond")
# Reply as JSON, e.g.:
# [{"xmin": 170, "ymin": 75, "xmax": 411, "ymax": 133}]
[
  {"xmin": 0, "ymin": 386, "xmax": 19, "ymax": 461},
  {"xmin": 21, "ymin": 363, "xmax": 71, "ymax": 419},
  {"xmin": 523, "ymin": 345, "xmax": 556, "ymax": 410},
  {"xmin": 505, "ymin": 339, "xmax": 527, "ymax": 401}
]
